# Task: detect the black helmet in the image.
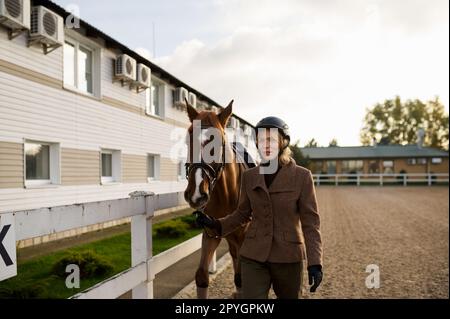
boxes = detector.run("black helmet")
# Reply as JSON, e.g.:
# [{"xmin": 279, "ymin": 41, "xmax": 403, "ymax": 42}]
[{"xmin": 255, "ymin": 116, "xmax": 290, "ymax": 144}]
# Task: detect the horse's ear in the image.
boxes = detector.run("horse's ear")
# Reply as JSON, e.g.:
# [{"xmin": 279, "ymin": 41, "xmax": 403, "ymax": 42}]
[
  {"xmin": 218, "ymin": 100, "xmax": 233, "ymax": 128},
  {"xmin": 186, "ymin": 98, "xmax": 198, "ymax": 122}
]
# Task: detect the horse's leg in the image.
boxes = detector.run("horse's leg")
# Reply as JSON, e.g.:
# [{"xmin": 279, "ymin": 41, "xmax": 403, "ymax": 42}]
[
  {"xmin": 226, "ymin": 233, "xmax": 244, "ymax": 299},
  {"xmin": 195, "ymin": 231, "xmax": 221, "ymax": 299}
]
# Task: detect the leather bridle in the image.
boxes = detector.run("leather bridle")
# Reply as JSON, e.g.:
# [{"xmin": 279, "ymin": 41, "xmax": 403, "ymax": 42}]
[{"xmin": 185, "ymin": 128, "xmax": 227, "ymax": 198}]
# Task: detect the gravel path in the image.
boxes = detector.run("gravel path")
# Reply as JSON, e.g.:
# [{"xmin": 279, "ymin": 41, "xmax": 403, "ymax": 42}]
[{"xmin": 182, "ymin": 186, "xmax": 449, "ymax": 299}]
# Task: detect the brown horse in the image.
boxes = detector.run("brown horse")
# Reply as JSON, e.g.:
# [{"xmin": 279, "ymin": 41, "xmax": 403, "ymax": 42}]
[{"xmin": 183, "ymin": 99, "xmax": 251, "ymax": 299}]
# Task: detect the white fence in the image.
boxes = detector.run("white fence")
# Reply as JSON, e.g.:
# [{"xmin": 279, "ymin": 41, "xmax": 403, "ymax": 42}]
[
  {"xmin": 2, "ymin": 191, "xmax": 215, "ymax": 299},
  {"xmin": 313, "ymin": 173, "xmax": 449, "ymax": 186}
]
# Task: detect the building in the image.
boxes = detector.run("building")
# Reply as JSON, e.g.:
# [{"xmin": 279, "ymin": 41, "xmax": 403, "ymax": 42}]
[
  {"xmin": 300, "ymin": 143, "xmax": 449, "ymax": 179},
  {"xmin": 0, "ymin": 0, "xmax": 255, "ymax": 245}
]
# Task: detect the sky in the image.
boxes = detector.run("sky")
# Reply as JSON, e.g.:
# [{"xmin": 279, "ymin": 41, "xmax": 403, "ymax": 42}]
[{"xmin": 54, "ymin": 0, "xmax": 449, "ymax": 146}]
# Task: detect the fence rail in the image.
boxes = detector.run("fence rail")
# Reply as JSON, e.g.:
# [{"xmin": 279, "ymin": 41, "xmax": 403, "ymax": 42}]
[
  {"xmin": 1, "ymin": 191, "xmax": 212, "ymax": 299},
  {"xmin": 312, "ymin": 173, "xmax": 449, "ymax": 186}
]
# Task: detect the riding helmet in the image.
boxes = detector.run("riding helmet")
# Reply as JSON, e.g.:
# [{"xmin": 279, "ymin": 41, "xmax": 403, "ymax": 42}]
[{"xmin": 255, "ymin": 116, "xmax": 290, "ymax": 144}]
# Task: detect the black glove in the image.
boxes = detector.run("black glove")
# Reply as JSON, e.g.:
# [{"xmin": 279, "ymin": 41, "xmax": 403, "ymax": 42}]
[
  {"xmin": 194, "ymin": 211, "xmax": 222, "ymax": 234},
  {"xmin": 307, "ymin": 265, "xmax": 323, "ymax": 292}
]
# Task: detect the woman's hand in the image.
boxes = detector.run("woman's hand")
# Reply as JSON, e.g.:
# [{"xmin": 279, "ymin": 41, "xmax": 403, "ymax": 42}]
[
  {"xmin": 194, "ymin": 211, "xmax": 222, "ymax": 234},
  {"xmin": 307, "ymin": 265, "xmax": 323, "ymax": 292}
]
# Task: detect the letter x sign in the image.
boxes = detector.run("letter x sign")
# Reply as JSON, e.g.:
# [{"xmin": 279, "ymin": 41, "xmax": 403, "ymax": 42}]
[{"xmin": 0, "ymin": 213, "xmax": 17, "ymax": 281}]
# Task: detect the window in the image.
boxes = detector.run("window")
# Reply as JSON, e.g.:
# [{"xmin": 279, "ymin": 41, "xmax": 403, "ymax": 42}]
[
  {"xmin": 325, "ymin": 161, "xmax": 336, "ymax": 174},
  {"xmin": 147, "ymin": 154, "xmax": 160, "ymax": 181},
  {"xmin": 407, "ymin": 158, "xmax": 417, "ymax": 165},
  {"xmin": 25, "ymin": 141, "xmax": 60, "ymax": 187},
  {"xmin": 368, "ymin": 160, "xmax": 379, "ymax": 173},
  {"xmin": 101, "ymin": 149, "xmax": 121, "ymax": 184},
  {"xmin": 101, "ymin": 153, "xmax": 112, "ymax": 181},
  {"xmin": 64, "ymin": 42, "xmax": 75, "ymax": 87},
  {"xmin": 431, "ymin": 157, "xmax": 442, "ymax": 164},
  {"xmin": 341, "ymin": 160, "xmax": 363, "ymax": 174},
  {"xmin": 382, "ymin": 160, "xmax": 394, "ymax": 174},
  {"xmin": 146, "ymin": 79, "xmax": 164, "ymax": 117},
  {"xmin": 26, "ymin": 143, "xmax": 49, "ymax": 181},
  {"xmin": 78, "ymin": 46, "xmax": 93, "ymax": 93},
  {"xmin": 63, "ymin": 36, "xmax": 99, "ymax": 96},
  {"xmin": 417, "ymin": 158, "xmax": 427, "ymax": 165}
]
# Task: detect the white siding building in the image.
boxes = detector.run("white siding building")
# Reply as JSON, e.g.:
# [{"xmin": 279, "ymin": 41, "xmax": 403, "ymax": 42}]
[{"xmin": 0, "ymin": 0, "xmax": 256, "ymax": 245}]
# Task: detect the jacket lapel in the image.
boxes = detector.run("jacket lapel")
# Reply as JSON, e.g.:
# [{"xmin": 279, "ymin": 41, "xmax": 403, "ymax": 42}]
[{"xmin": 251, "ymin": 169, "xmax": 268, "ymax": 194}]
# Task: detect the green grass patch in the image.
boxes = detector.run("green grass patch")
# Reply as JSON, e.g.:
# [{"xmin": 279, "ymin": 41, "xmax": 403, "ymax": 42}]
[{"xmin": 0, "ymin": 214, "xmax": 203, "ymax": 299}]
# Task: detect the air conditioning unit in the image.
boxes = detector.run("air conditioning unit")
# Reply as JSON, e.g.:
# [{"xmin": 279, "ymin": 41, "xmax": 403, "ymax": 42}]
[
  {"xmin": 114, "ymin": 54, "xmax": 137, "ymax": 84},
  {"xmin": 174, "ymin": 87, "xmax": 188, "ymax": 107},
  {"xmin": 0, "ymin": 0, "xmax": 30, "ymax": 38},
  {"xmin": 133, "ymin": 63, "xmax": 151, "ymax": 92},
  {"xmin": 28, "ymin": 6, "xmax": 63, "ymax": 54},
  {"xmin": 188, "ymin": 92, "xmax": 197, "ymax": 108}
]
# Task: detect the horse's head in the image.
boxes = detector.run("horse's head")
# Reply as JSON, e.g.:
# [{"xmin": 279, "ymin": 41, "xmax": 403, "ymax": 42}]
[{"xmin": 183, "ymin": 99, "xmax": 234, "ymax": 209}]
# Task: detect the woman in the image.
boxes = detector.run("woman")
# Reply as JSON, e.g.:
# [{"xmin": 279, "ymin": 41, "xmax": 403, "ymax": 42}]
[{"xmin": 196, "ymin": 116, "xmax": 323, "ymax": 299}]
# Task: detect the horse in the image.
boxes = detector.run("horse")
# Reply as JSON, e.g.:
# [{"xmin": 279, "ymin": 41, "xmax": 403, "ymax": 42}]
[{"xmin": 183, "ymin": 99, "xmax": 254, "ymax": 299}]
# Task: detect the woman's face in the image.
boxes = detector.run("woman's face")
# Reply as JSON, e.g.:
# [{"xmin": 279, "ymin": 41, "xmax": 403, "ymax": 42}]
[{"xmin": 257, "ymin": 128, "xmax": 280, "ymax": 161}]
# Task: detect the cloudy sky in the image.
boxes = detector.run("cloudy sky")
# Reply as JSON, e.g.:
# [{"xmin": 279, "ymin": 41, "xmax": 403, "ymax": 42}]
[{"xmin": 55, "ymin": 0, "xmax": 449, "ymax": 146}]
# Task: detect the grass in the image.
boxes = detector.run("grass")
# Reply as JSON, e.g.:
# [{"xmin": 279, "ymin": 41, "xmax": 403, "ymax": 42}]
[{"xmin": 0, "ymin": 214, "xmax": 202, "ymax": 299}]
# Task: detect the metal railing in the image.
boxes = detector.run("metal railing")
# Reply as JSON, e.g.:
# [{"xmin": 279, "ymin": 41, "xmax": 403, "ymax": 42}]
[
  {"xmin": 0, "ymin": 191, "xmax": 215, "ymax": 299},
  {"xmin": 312, "ymin": 173, "xmax": 449, "ymax": 186}
]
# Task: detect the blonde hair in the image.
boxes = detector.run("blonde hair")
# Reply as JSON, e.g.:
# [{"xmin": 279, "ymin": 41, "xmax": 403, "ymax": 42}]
[{"xmin": 278, "ymin": 134, "xmax": 292, "ymax": 166}]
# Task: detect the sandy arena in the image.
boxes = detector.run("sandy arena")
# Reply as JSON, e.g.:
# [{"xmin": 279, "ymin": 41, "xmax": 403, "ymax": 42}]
[{"xmin": 185, "ymin": 186, "xmax": 449, "ymax": 299}]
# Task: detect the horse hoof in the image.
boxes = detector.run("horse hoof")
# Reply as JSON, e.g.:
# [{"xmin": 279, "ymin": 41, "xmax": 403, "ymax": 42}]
[{"xmin": 197, "ymin": 287, "xmax": 208, "ymax": 299}]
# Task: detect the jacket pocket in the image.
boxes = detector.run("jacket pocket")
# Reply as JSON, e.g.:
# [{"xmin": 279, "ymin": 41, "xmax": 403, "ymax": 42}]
[{"xmin": 283, "ymin": 230, "xmax": 303, "ymax": 243}]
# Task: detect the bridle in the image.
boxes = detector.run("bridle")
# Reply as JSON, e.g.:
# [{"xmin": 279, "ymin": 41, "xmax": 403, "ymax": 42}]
[
  {"xmin": 185, "ymin": 127, "xmax": 227, "ymax": 239},
  {"xmin": 185, "ymin": 128, "xmax": 227, "ymax": 196}
]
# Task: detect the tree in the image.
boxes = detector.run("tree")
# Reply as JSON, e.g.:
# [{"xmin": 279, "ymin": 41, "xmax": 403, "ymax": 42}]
[
  {"xmin": 305, "ymin": 138, "xmax": 318, "ymax": 148},
  {"xmin": 328, "ymin": 138, "xmax": 338, "ymax": 147},
  {"xmin": 360, "ymin": 96, "xmax": 449, "ymax": 150},
  {"xmin": 290, "ymin": 140, "xmax": 311, "ymax": 169}
]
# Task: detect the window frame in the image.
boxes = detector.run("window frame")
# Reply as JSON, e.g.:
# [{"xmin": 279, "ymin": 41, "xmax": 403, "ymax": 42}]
[
  {"xmin": 145, "ymin": 77, "xmax": 165, "ymax": 118},
  {"xmin": 100, "ymin": 149, "xmax": 122, "ymax": 185},
  {"xmin": 147, "ymin": 154, "xmax": 161, "ymax": 182},
  {"xmin": 63, "ymin": 31, "xmax": 101, "ymax": 98},
  {"xmin": 24, "ymin": 140, "xmax": 61, "ymax": 188},
  {"xmin": 431, "ymin": 157, "xmax": 442, "ymax": 164}
]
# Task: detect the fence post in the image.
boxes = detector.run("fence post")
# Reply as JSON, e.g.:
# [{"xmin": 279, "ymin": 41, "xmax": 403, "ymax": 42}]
[
  {"xmin": 317, "ymin": 175, "xmax": 320, "ymax": 186},
  {"xmin": 357, "ymin": 174, "xmax": 360, "ymax": 186},
  {"xmin": 428, "ymin": 174, "xmax": 432, "ymax": 186},
  {"xmin": 209, "ymin": 251, "xmax": 217, "ymax": 274},
  {"xmin": 335, "ymin": 175, "xmax": 338, "ymax": 186},
  {"xmin": 403, "ymin": 174, "xmax": 406, "ymax": 186},
  {"xmin": 379, "ymin": 174, "xmax": 383, "ymax": 186},
  {"xmin": 131, "ymin": 192, "xmax": 155, "ymax": 299}
]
